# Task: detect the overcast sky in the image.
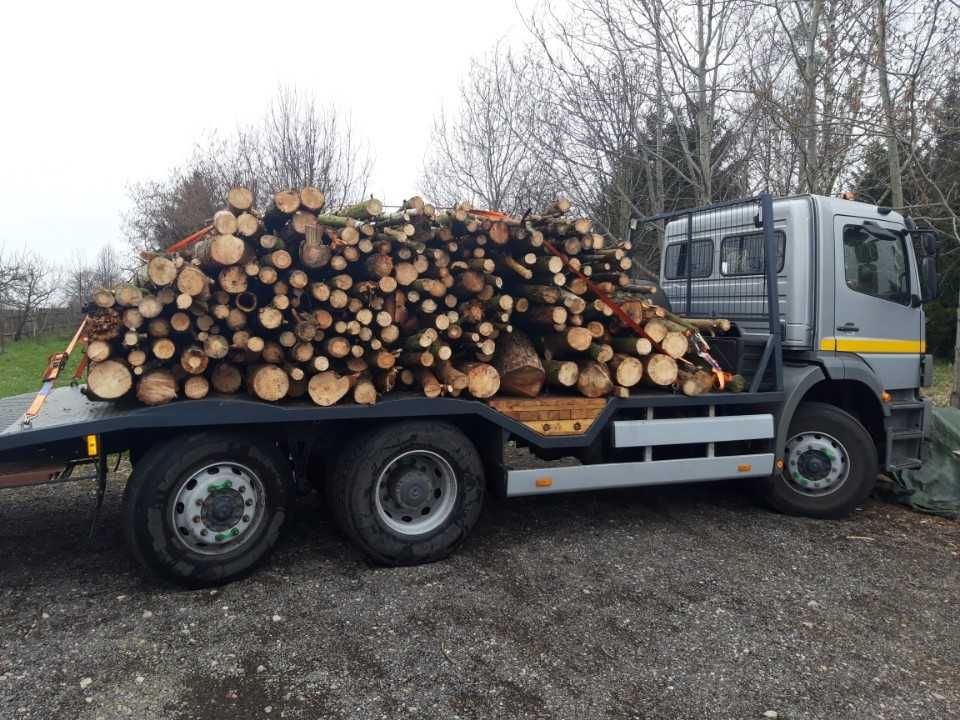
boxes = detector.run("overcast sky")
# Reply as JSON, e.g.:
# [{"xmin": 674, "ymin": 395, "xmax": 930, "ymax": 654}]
[{"xmin": 0, "ymin": 0, "xmax": 532, "ymax": 262}]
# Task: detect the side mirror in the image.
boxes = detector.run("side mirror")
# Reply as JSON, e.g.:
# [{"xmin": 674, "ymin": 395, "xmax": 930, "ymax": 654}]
[
  {"xmin": 922, "ymin": 255, "xmax": 939, "ymax": 303},
  {"xmin": 921, "ymin": 230, "xmax": 938, "ymax": 257}
]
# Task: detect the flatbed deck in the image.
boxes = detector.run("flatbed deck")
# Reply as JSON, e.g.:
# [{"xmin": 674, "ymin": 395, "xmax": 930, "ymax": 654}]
[{"xmin": 0, "ymin": 385, "xmax": 783, "ymax": 460}]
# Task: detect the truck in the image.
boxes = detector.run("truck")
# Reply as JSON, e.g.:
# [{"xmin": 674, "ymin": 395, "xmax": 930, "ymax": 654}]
[{"xmin": 0, "ymin": 193, "xmax": 938, "ymax": 585}]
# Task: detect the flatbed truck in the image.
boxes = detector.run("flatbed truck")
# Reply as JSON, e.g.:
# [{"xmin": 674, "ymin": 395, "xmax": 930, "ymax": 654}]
[{"xmin": 0, "ymin": 194, "xmax": 938, "ymax": 585}]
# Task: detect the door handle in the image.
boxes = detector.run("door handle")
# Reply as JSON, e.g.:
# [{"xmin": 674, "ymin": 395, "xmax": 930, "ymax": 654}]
[{"xmin": 836, "ymin": 323, "xmax": 860, "ymax": 332}]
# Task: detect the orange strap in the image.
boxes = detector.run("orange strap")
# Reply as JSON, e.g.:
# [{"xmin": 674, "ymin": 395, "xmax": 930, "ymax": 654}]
[
  {"xmin": 163, "ymin": 224, "xmax": 213, "ymax": 254},
  {"xmin": 25, "ymin": 316, "xmax": 89, "ymax": 418}
]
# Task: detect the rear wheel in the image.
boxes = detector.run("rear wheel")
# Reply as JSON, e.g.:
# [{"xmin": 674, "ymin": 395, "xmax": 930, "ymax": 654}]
[
  {"xmin": 762, "ymin": 402, "xmax": 877, "ymax": 518},
  {"xmin": 123, "ymin": 432, "xmax": 290, "ymax": 586},
  {"xmin": 327, "ymin": 421, "xmax": 484, "ymax": 565}
]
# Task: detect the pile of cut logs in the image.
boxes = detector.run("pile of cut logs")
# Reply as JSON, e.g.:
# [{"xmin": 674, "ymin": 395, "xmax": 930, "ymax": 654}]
[{"xmin": 83, "ymin": 187, "xmax": 741, "ymax": 406}]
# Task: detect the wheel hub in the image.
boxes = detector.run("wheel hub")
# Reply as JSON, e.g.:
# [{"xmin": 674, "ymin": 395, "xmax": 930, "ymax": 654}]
[
  {"xmin": 391, "ymin": 472, "xmax": 432, "ymax": 509},
  {"xmin": 170, "ymin": 463, "xmax": 264, "ymax": 555},
  {"xmin": 785, "ymin": 431, "xmax": 849, "ymax": 496},
  {"xmin": 202, "ymin": 487, "xmax": 245, "ymax": 531},
  {"xmin": 374, "ymin": 450, "xmax": 458, "ymax": 536}
]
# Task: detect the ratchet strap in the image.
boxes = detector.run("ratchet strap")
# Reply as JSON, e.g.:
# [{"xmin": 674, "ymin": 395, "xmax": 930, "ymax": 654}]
[{"xmin": 24, "ymin": 316, "xmax": 89, "ymax": 421}]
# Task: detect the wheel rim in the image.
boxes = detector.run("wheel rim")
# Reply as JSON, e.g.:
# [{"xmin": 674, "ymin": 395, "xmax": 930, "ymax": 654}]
[
  {"xmin": 374, "ymin": 450, "xmax": 458, "ymax": 536},
  {"xmin": 784, "ymin": 431, "xmax": 850, "ymax": 497},
  {"xmin": 170, "ymin": 462, "xmax": 266, "ymax": 556}
]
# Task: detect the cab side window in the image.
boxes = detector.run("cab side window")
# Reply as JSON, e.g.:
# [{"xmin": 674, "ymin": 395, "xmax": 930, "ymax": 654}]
[
  {"xmin": 719, "ymin": 231, "xmax": 785, "ymax": 275},
  {"xmin": 663, "ymin": 239, "xmax": 713, "ymax": 279},
  {"xmin": 842, "ymin": 225, "xmax": 910, "ymax": 304}
]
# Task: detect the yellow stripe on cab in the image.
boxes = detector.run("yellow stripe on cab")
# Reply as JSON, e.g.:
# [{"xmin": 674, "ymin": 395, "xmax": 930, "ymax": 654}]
[{"xmin": 819, "ymin": 337, "xmax": 926, "ymax": 353}]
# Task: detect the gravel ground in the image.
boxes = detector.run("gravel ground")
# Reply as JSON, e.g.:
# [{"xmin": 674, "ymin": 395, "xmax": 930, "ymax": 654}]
[{"xmin": 1, "ymin": 452, "xmax": 958, "ymax": 720}]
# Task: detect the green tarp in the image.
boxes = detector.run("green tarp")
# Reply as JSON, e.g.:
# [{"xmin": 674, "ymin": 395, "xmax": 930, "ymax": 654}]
[{"xmin": 893, "ymin": 406, "xmax": 960, "ymax": 519}]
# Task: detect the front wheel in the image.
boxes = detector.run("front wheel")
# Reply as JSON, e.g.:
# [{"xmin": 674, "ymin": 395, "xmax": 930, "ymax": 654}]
[
  {"xmin": 327, "ymin": 421, "xmax": 484, "ymax": 565},
  {"xmin": 761, "ymin": 402, "xmax": 878, "ymax": 518},
  {"xmin": 122, "ymin": 432, "xmax": 290, "ymax": 586}
]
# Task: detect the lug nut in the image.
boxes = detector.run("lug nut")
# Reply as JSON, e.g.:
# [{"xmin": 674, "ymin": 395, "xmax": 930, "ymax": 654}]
[
  {"xmin": 200, "ymin": 529, "xmax": 208, "ymax": 536},
  {"xmin": 193, "ymin": 516, "xmax": 201, "ymax": 523},
  {"xmin": 242, "ymin": 515, "xmax": 250, "ymax": 523},
  {"xmin": 245, "ymin": 499, "xmax": 253, "ymax": 506}
]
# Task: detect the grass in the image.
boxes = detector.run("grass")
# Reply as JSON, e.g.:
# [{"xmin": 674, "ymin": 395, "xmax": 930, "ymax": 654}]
[
  {"xmin": 924, "ymin": 359, "xmax": 954, "ymax": 407},
  {"xmin": 0, "ymin": 335, "xmax": 83, "ymax": 399}
]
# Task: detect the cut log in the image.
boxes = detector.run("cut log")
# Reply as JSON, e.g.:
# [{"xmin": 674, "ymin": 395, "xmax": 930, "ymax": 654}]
[
  {"xmin": 177, "ymin": 266, "xmax": 209, "ymax": 297},
  {"xmin": 137, "ymin": 369, "xmax": 178, "ymax": 406},
  {"xmin": 458, "ymin": 362, "xmax": 500, "ymax": 399},
  {"xmin": 211, "ymin": 363, "xmax": 242, "ymax": 393},
  {"xmin": 92, "ymin": 288, "xmax": 115, "ymax": 308},
  {"xmin": 193, "ymin": 234, "xmax": 247, "ymax": 268},
  {"xmin": 643, "ymin": 354, "xmax": 679, "ymax": 387},
  {"xmin": 227, "ymin": 187, "xmax": 254, "ymax": 212},
  {"xmin": 146, "ymin": 256, "xmax": 178, "ymax": 286},
  {"xmin": 544, "ymin": 359, "xmax": 579, "ymax": 388},
  {"xmin": 493, "ymin": 330, "xmax": 545, "ymax": 398},
  {"xmin": 114, "ymin": 284, "xmax": 143, "ymax": 307},
  {"xmin": 184, "ymin": 375, "xmax": 210, "ymax": 400},
  {"xmin": 152, "ymin": 338, "xmax": 176, "ymax": 360},
  {"xmin": 246, "ymin": 364, "xmax": 289, "ymax": 402},
  {"xmin": 236, "ymin": 212, "xmax": 259, "ymax": 238},
  {"xmin": 180, "ymin": 346, "xmax": 210, "ymax": 375},
  {"xmin": 660, "ymin": 331, "xmax": 689, "ymax": 359},
  {"xmin": 608, "ymin": 354, "xmax": 643, "ymax": 387},
  {"xmin": 576, "ymin": 360, "xmax": 613, "ymax": 398},
  {"xmin": 678, "ymin": 369, "xmax": 716, "ymax": 396},
  {"xmin": 308, "ymin": 371, "xmax": 352, "ymax": 406},
  {"xmin": 340, "ymin": 198, "xmax": 383, "ymax": 219},
  {"xmin": 300, "ymin": 186, "xmax": 326, "ymax": 211},
  {"xmin": 86, "ymin": 340, "xmax": 111, "ymax": 363},
  {"xmin": 87, "ymin": 360, "xmax": 132, "ymax": 400}
]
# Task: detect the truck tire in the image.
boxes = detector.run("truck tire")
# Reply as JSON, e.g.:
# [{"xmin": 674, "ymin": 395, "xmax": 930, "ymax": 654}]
[
  {"xmin": 761, "ymin": 402, "xmax": 878, "ymax": 518},
  {"xmin": 122, "ymin": 432, "xmax": 290, "ymax": 586},
  {"xmin": 327, "ymin": 421, "xmax": 484, "ymax": 565}
]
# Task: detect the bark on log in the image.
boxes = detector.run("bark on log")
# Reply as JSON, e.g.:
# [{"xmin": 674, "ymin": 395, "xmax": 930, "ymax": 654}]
[
  {"xmin": 493, "ymin": 330, "xmax": 545, "ymax": 398},
  {"xmin": 544, "ymin": 359, "xmax": 579, "ymax": 388}
]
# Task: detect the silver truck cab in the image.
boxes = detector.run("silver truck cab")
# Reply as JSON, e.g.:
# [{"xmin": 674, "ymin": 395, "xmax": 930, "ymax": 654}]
[{"xmin": 659, "ymin": 194, "xmax": 935, "ymax": 477}]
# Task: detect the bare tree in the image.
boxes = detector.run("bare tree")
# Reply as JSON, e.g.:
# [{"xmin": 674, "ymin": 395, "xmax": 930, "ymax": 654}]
[
  {"xmin": 421, "ymin": 49, "xmax": 558, "ymax": 213},
  {"xmin": 7, "ymin": 250, "xmax": 59, "ymax": 341},
  {"xmin": 744, "ymin": 0, "xmax": 874, "ymax": 195},
  {"xmin": 62, "ymin": 250, "xmax": 95, "ymax": 311},
  {"xmin": 92, "ymin": 243, "xmax": 123, "ymax": 289},
  {"xmin": 125, "ymin": 87, "xmax": 372, "ymax": 253}
]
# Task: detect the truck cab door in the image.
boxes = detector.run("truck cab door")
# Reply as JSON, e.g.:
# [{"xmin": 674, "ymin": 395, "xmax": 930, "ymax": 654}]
[{"xmin": 831, "ymin": 215, "xmax": 923, "ymax": 389}]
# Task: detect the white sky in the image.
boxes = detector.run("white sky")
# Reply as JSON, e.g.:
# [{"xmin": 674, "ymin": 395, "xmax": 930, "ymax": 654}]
[{"xmin": 0, "ymin": 0, "xmax": 533, "ymax": 262}]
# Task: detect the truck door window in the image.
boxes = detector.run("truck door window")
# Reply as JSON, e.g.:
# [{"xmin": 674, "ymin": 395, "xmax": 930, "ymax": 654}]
[
  {"xmin": 663, "ymin": 239, "xmax": 713, "ymax": 279},
  {"xmin": 842, "ymin": 225, "xmax": 910, "ymax": 304},
  {"xmin": 720, "ymin": 231, "xmax": 785, "ymax": 275}
]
